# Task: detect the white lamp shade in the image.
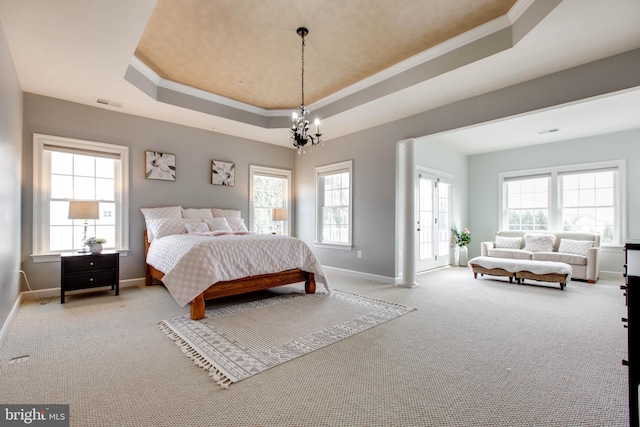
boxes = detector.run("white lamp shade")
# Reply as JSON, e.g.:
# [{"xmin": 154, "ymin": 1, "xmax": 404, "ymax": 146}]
[
  {"xmin": 68, "ymin": 200, "xmax": 100, "ymax": 220},
  {"xmin": 272, "ymin": 208, "xmax": 288, "ymax": 221}
]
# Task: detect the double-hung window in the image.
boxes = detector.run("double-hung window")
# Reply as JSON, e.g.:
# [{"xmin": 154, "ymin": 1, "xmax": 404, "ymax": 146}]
[
  {"xmin": 500, "ymin": 160, "xmax": 625, "ymax": 246},
  {"xmin": 32, "ymin": 134, "xmax": 129, "ymax": 261},
  {"xmin": 315, "ymin": 160, "xmax": 352, "ymax": 248},
  {"xmin": 249, "ymin": 165, "xmax": 291, "ymax": 235}
]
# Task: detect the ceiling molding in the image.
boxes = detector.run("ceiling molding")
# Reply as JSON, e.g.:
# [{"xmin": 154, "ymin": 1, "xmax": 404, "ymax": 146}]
[{"xmin": 126, "ymin": 0, "xmax": 549, "ymax": 131}]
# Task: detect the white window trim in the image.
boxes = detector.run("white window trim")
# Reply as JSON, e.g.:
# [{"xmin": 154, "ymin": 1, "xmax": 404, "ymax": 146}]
[
  {"xmin": 249, "ymin": 165, "xmax": 292, "ymax": 235},
  {"xmin": 32, "ymin": 133, "xmax": 130, "ymax": 262},
  {"xmin": 498, "ymin": 159, "xmax": 626, "ymax": 246},
  {"xmin": 315, "ymin": 160, "xmax": 353, "ymax": 249}
]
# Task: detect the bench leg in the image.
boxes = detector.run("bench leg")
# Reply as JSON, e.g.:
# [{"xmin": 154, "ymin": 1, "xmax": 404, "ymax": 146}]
[{"xmin": 473, "ymin": 272, "xmax": 478, "ymax": 279}]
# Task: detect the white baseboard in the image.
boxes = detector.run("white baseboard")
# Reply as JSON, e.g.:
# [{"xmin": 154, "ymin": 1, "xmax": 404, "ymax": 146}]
[
  {"xmin": 0, "ymin": 293, "xmax": 23, "ymax": 349},
  {"xmin": 18, "ymin": 278, "xmax": 147, "ymax": 301},
  {"xmin": 322, "ymin": 266, "xmax": 396, "ymax": 284},
  {"xmin": 599, "ymin": 270, "xmax": 624, "ymax": 279}
]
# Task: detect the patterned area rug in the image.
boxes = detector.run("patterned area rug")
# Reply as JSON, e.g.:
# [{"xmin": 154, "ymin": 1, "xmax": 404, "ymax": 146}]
[{"xmin": 158, "ymin": 290, "xmax": 415, "ymax": 388}]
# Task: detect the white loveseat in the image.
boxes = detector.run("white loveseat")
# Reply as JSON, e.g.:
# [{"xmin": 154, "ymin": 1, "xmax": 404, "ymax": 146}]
[{"xmin": 480, "ymin": 231, "xmax": 600, "ymax": 283}]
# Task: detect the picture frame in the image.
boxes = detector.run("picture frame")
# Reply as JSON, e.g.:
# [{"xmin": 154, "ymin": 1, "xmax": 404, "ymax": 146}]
[
  {"xmin": 145, "ymin": 151, "xmax": 176, "ymax": 181},
  {"xmin": 211, "ymin": 160, "xmax": 235, "ymax": 186}
]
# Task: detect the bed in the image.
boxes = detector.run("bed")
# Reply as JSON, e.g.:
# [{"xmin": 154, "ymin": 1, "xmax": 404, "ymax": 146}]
[{"xmin": 144, "ymin": 225, "xmax": 329, "ymax": 320}]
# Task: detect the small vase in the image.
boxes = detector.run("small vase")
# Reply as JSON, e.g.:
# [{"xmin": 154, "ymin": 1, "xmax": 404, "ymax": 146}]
[
  {"xmin": 458, "ymin": 245, "xmax": 468, "ymax": 266},
  {"xmin": 89, "ymin": 243, "xmax": 103, "ymax": 254}
]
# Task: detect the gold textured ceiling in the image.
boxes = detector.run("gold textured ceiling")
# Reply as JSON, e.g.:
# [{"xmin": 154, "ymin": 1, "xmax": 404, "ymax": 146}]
[{"xmin": 135, "ymin": 0, "xmax": 517, "ymax": 110}]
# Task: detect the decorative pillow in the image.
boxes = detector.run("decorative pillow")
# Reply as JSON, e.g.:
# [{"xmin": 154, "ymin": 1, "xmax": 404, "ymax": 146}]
[
  {"xmin": 146, "ymin": 218, "xmax": 202, "ymax": 241},
  {"xmin": 204, "ymin": 217, "xmax": 232, "ymax": 232},
  {"xmin": 558, "ymin": 238, "xmax": 593, "ymax": 256},
  {"xmin": 227, "ymin": 217, "xmax": 248, "ymax": 232},
  {"xmin": 185, "ymin": 221, "xmax": 209, "ymax": 234},
  {"xmin": 211, "ymin": 208, "xmax": 241, "ymax": 218},
  {"xmin": 495, "ymin": 236, "xmax": 522, "ymax": 249},
  {"xmin": 182, "ymin": 208, "xmax": 214, "ymax": 219},
  {"xmin": 523, "ymin": 233, "xmax": 556, "ymax": 253},
  {"xmin": 141, "ymin": 206, "xmax": 182, "ymax": 240}
]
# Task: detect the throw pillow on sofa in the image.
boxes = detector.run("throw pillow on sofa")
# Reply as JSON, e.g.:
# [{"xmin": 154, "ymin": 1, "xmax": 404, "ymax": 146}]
[
  {"xmin": 495, "ymin": 236, "xmax": 522, "ymax": 249},
  {"xmin": 558, "ymin": 238, "xmax": 593, "ymax": 256},
  {"xmin": 523, "ymin": 233, "xmax": 556, "ymax": 252}
]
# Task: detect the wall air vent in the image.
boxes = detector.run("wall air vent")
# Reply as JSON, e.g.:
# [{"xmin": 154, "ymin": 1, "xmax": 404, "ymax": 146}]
[
  {"xmin": 537, "ymin": 128, "xmax": 559, "ymax": 135},
  {"xmin": 95, "ymin": 98, "xmax": 124, "ymax": 108}
]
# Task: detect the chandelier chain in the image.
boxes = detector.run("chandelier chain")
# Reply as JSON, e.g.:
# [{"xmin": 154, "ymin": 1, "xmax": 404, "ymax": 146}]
[{"xmin": 301, "ymin": 35, "xmax": 305, "ymax": 107}]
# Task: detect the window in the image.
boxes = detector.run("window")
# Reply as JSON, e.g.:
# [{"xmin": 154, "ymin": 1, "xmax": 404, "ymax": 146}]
[
  {"xmin": 249, "ymin": 166, "xmax": 291, "ymax": 235},
  {"xmin": 32, "ymin": 134, "xmax": 129, "ymax": 261},
  {"xmin": 561, "ymin": 170, "xmax": 616, "ymax": 242},
  {"xmin": 504, "ymin": 175, "xmax": 550, "ymax": 231},
  {"xmin": 500, "ymin": 160, "xmax": 625, "ymax": 246},
  {"xmin": 315, "ymin": 160, "xmax": 352, "ymax": 248}
]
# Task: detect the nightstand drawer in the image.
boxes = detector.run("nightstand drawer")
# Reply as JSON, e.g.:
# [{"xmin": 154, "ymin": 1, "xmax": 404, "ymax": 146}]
[
  {"xmin": 63, "ymin": 254, "xmax": 116, "ymax": 273},
  {"xmin": 63, "ymin": 270, "xmax": 118, "ymax": 291}
]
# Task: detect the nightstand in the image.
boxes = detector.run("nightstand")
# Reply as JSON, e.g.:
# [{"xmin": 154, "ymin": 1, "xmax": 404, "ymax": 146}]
[{"xmin": 60, "ymin": 251, "xmax": 119, "ymax": 303}]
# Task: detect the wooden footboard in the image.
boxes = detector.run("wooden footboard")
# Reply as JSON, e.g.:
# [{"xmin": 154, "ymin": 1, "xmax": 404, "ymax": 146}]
[{"xmin": 144, "ymin": 231, "xmax": 316, "ymax": 320}]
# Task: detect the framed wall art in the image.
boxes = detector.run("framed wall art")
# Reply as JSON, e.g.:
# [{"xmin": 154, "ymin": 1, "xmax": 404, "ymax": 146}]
[
  {"xmin": 211, "ymin": 160, "xmax": 235, "ymax": 186},
  {"xmin": 145, "ymin": 151, "xmax": 176, "ymax": 181}
]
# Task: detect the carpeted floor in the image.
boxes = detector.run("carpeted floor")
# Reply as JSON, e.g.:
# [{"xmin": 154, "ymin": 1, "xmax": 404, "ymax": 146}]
[{"xmin": 0, "ymin": 267, "xmax": 629, "ymax": 426}]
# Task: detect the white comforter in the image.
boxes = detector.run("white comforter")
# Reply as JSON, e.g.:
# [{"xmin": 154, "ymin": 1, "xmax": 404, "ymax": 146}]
[{"xmin": 146, "ymin": 233, "xmax": 330, "ymax": 306}]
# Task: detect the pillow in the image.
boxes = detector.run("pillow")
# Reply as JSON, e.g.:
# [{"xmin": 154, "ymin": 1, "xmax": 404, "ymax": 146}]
[
  {"xmin": 211, "ymin": 208, "xmax": 241, "ymax": 218},
  {"xmin": 141, "ymin": 206, "xmax": 183, "ymax": 241},
  {"xmin": 204, "ymin": 217, "xmax": 232, "ymax": 232},
  {"xmin": 227, "ymin": 217, "xmax": 248, "ymax": 232},
  {"xmin": 185, "ymin": 221, "xmax": 209, "ymax": 234},
  {"xmin": 182, "ymin": 208, "xmax": 214, "ymax": 219},
  {"xmin": 558, "ymin": 238, "xmax": 593, "ymax": 256},
  {"xmin": 495, "ymin": 236, "xmax": 522, "ymax": 249},
  {"xmin": 523, "ymin": 233, "xmax": 556, "ymax": 252},
  {"xmin": 146, "ymin": 218, "xmax": 202, "ymax": 241}
]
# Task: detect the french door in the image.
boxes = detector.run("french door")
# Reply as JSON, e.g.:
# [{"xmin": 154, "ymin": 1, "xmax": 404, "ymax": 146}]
[{"xmin": 416, "ymin": 171, "xmax": 452, "ymax": 272}]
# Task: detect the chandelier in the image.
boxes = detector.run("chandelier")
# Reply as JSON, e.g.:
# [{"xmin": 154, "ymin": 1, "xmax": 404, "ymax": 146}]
[{"xmin": 290, "ymin": 27, "xmax": 322, "ymax": 154}]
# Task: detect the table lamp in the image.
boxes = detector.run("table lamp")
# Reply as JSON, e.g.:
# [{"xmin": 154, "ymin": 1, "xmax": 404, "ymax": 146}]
[
  {"xmin": 68, "ymin": 200, "xmax": 100, "ymax": 252},
  {"xmin": 271, "ymin": 208, "xmax": 287, "ymax": 234}
]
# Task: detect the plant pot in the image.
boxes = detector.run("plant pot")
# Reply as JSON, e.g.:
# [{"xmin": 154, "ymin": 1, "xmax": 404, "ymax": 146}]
[
  {"xmin": 89, "ymin": 243, "xmax": 103, "ymax": 254},
  {"xmin": 458, "ymin": 245, "xmax": 468, "ymax": 266}
]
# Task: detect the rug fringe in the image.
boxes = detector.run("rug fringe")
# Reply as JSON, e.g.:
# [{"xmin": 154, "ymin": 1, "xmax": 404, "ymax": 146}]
[
  {"xmin": 333, "ymin": 289, "xmax": 417, "ymax": 311},
  {"xmin": 158, "ymin": 321, "xmax": 233, "ymax": 389}
]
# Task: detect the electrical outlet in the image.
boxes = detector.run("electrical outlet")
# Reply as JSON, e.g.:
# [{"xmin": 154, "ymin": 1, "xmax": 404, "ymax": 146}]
[{"xmin": 357, "ymin": 250, "xmax": 362, "ymax": 258}]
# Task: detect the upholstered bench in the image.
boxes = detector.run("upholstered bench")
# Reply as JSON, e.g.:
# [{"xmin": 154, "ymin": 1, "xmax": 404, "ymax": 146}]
[{"xmin": 468, "ymin": 256, "xmax": 572, "ymax": 290}]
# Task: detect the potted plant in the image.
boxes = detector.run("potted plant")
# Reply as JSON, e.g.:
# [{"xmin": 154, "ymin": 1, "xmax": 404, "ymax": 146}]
[
  {"xmin": 86, "ymin": 237, "xmax": 106, "ymax": 254},
  {"xmin": 451, "ymin": 226, "xmax": 471, "ymax": 266}
]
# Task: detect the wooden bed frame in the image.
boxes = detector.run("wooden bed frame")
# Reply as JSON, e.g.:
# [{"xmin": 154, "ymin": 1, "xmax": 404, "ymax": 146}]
[{"xmin": 144, "ymin": 231, "xmax": 316, "ymax": 320}]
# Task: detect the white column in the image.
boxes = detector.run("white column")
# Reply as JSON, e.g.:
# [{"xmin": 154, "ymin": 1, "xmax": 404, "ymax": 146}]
[{"xmin": 399, "ymin": 139, "xmax": 418, "ymax": 288}]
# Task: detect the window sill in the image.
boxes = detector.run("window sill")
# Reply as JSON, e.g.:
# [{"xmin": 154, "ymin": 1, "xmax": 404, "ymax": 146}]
[
  {"xmin": 314, "ymin": 242, "xmax": 352, "ymax": 251},
  {"xmin": 31, "ymin": 248, "xmax": 129, "ymax": 263}
]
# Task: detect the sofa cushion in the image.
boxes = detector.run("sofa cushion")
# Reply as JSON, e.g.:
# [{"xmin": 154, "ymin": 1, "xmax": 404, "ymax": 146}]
[
  {"xmin": 495, "ymin": 235, "xmax": 522, "ymax": 249},
  {"xmin": 523, "ymin": 233, "xmax": 556, "ymax": 252},
  {"xmin": 487, "ymin": 248, "xmax": 533, "ymax": 260},
  {"xmin": 557, "ymin": 238, "xmax": 593, "ymax": 256},
  {"xmin": 532, "ymin": 252, "xmax": 587, "ymax": 266}
]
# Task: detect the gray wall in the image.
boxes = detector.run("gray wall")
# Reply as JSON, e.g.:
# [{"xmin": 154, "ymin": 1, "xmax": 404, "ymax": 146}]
[
  {"xmin": 0, "ymin": 22, "xmax": 23, "ymax": 329},
  {"xmin": 294, "ymin": 126, "xmax": 398, "ymax": 279},
  {"xmin": 21, "ymin": 94, "xmax": 295, "ymax": 290},
  {"xmin": 467, "ymin": 129, "xmax": 640, "ymax": 274}
]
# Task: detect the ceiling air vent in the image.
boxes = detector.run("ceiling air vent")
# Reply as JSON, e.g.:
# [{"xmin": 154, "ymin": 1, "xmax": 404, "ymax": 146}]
[{"xmin": 95, "ymin": 98, "xmax": 124, "ymax": 108}]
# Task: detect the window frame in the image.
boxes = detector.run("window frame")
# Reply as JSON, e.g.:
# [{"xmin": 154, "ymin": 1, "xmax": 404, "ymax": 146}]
[
  {"xmin": 498, "ymin": 160, "xmax": 626, "ymax": 247},
  {"xmin": 32, "ymin": 133, "xmax": 130, "ymax": 262},
  {"xmin": 315, "ymin": 160, "xmax": 353, "ymax": 250},
  {"xmin": 249, "ymin": 165, "xmax": 292, "ymax": 236}
]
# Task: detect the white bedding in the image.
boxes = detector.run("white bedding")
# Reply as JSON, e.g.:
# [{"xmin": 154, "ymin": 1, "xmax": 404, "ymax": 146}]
[{"xmin": 146, "ymin": 233, "xmax": 330, "ymax": 306}]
